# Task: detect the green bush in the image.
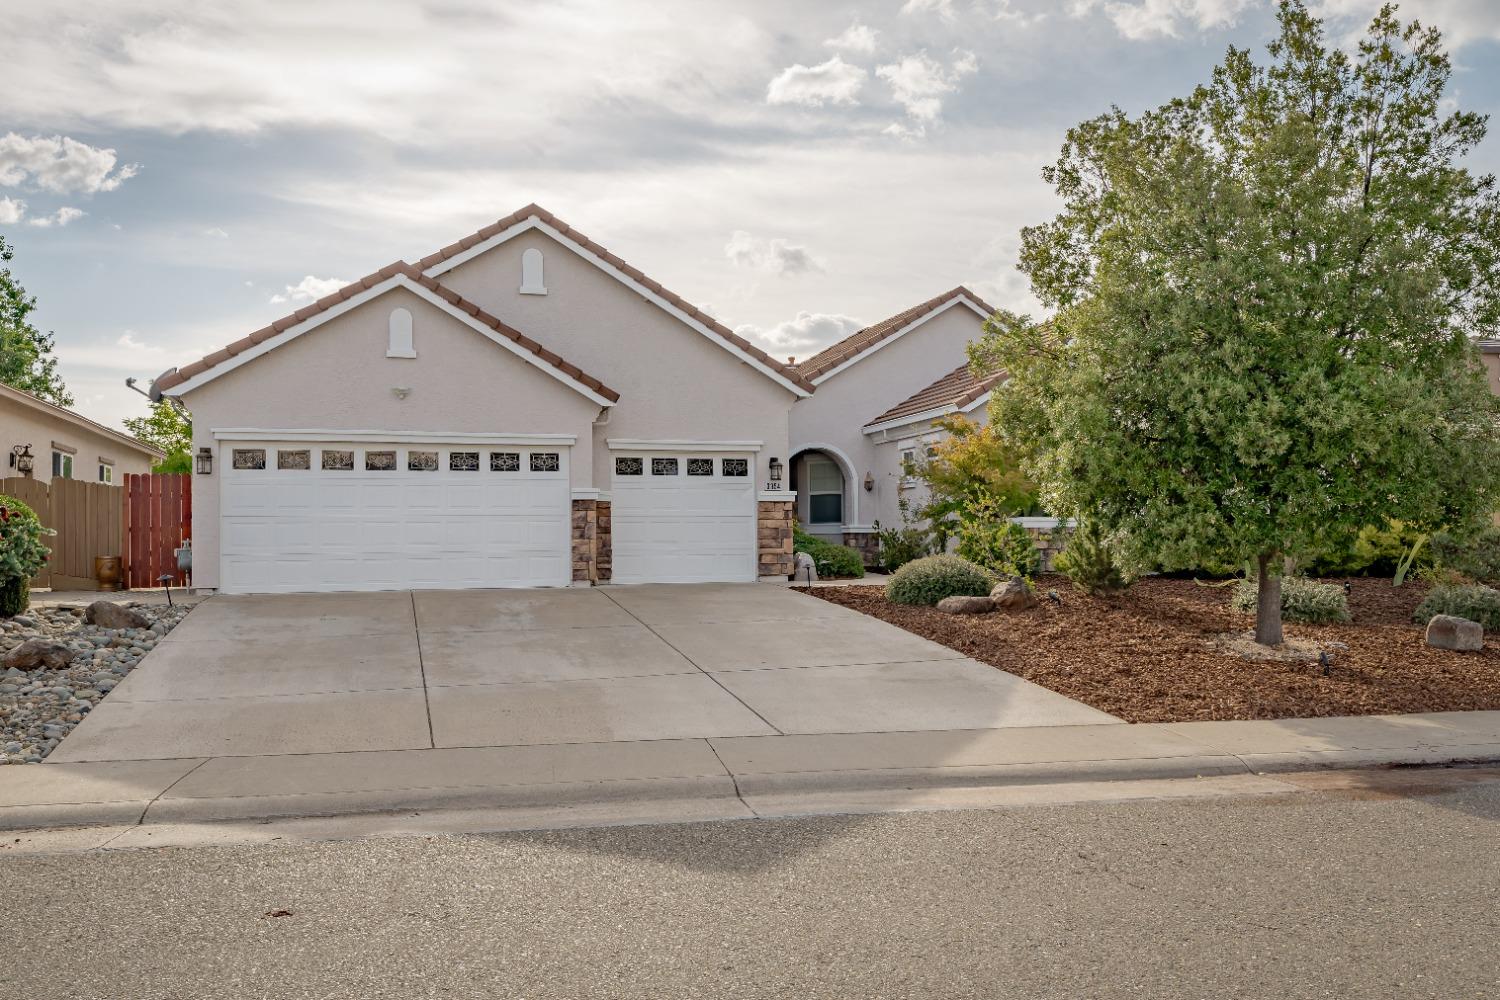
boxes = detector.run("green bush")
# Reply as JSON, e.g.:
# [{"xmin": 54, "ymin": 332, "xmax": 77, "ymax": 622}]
[
  {"xmin": 874, "ymin": 523, "xmax": 931, "ymax": 573},
  {"xmin": 0, "ymin": 495, "xmax": 49, "ymax": 618},
  {"xmin": 793, "ymin": 526, "xmax": 865, "ymax": 579},
  {"xmin": 953, "ymin": 497, "xmax": 1041, "ymax": 580},
  {"xmin": 885, "ymin": 554, "xmax": 995, "ymax": 606},
  {"xmin": 1430, "ymin": 525, "xmax": 1500, "ymax": 585},
  {"xmin": 1414, "ymin": 583, "xmax": 1500, "ymax": 632},
  {"xmin": 1053, "ymin": 519, "xmax": 1131, "ymax": 595},
  {"xmin": 1305, "ymin": 519, "xmax": 1432, "ymax": 578},
  {"xmin": 1230, "ymin": 576, "xmax": 1350, "ymax": 624}
]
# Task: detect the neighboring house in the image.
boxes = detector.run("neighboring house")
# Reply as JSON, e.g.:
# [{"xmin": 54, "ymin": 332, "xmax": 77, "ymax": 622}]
[
  {"xmin": 1481, "ymin": 339, "xmax": 1500, "ymax": 396},
  {"xmin": 0, "ymin": 381, "xmax": 163, "ymax": 486},
  {"xmin": 787, "ymin": 287, "xmax": 998, "ymax": 563},
  {"xmin": 149, "ymin": 204, "xmax": 810, "ymax": 595}
]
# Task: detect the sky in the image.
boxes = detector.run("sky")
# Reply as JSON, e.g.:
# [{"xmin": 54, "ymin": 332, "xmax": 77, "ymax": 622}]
[{"xmin": 3, "ymin": 0, "xmax": 1500, "ymax": 432}]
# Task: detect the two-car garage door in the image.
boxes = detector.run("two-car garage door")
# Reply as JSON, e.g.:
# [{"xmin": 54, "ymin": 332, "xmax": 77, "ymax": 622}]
[{"xmin": 219, "ymin": 440, "xmax": 571, "ymax": 594}]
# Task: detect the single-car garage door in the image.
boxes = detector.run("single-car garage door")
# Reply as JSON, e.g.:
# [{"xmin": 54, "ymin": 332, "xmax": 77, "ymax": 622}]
[
  {"xmin": 610, "ymin": 450, "xmax": 756, "ymax": 584},
  {"xmin": 219, "ymin": 440, "xmax": 571, "ymax": 594}
]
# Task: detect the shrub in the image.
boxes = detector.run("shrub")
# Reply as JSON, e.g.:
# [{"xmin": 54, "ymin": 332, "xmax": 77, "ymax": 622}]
[
  {"xmin": 1430, "ymin": 525, "xmax": 1500, "ymax": 585},
  {"xmin": 1305, "ymin": 519, "xmax": 1432, "ymax": 579},
  {"xmin": 956, "ymin": 518, "xmax": 1040, "ymax": 581},
  {"xmin": 1414, "ymin": 583, "xmax": 1500, "ymax": 632},
  {"xmin": 0, "ymin": 495, "xmax": 49, "ymax": 618},
  {"xmin": 1230, "ymin": 575, "xmax": 1350, "ymax": 624},
  {"xmin": 1053, "ymin": 519, "xmax": 1131, "ymax": 595},
  {"xmin": 793, "ymin": 526, "xmax": 865, "ymax": 579},
  {"xmin": 874, "ymin": 523, "xmax": 930, "ymax": 573},
  {"xmin": 885, "ymin": 554, "xmax": 995, "ymax": 606}
]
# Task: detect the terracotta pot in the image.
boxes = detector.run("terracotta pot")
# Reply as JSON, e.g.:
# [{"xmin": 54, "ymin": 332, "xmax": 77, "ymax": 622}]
[{"xmin": 95, "ymin": 555, "xmax": 122, "ymax": 592}]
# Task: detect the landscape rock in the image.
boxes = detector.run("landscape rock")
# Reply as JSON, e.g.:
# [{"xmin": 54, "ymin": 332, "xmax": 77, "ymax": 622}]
[
  {"xmin": 85, "ymin": 601, "xmax": 149, "ymax": 630},
  {"xmin": 792, "ymin": 551, "xmax": 819, "ymax": 583},
  {"xmin": 1425, "ymin": 615, "xmax": 1484, "ymax": 652},
  {"xmin": 991, "ymin": 577, "xmax": 1038, "ymax": 611},
  {"xmin": 937, "ymin": 595, "xmax": 996, "ymax": 615},
  {"xmin": 3, "ymin": 639, "xmax": 74, "ymax": 672}
]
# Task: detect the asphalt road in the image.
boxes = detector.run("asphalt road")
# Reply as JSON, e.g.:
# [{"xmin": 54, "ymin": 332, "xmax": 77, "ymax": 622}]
[{"xmin": 2, "ymin": 771, "xmax": 1498, "ymax": 999}]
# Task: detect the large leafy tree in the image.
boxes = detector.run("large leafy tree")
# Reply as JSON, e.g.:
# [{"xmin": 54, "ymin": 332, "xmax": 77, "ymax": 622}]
[
  {"xmin": 123, "ymin": 400, "xmax": 192, "ymax": 474},
  {"xmin": 0, "ymin": 235, "xmax": 72, "ymax": 407},
  {"xmin": 973, "ymin": 1, "xmax": 1500, "ymax": 645}
]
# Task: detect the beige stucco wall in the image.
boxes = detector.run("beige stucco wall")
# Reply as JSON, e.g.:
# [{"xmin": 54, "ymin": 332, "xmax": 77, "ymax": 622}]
[
  {"xmin": 177, "ymin": 285, "xmax": 605, "ymax": 589},
  {"xmin": 436, "ymin": 229, "xmax": 797, "ymax": 489},
  {"xmin": 0, "ymin": 391, "xmax": 158, "ymax": 485},
  {"xmin": 789, "ymin": 302, "xmax": 986, "ymax": 533},
  {"xmin": 1483, "ymin": 350, "xmax": 1500, "ymax": 397}
]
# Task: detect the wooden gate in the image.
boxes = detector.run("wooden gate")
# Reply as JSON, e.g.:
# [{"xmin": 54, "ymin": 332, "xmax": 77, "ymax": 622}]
[
  {"xmin": 0, "ymin": 477, "xmax": 124, "ymax": 590},
  {"xmin": 122, "ymin": 473, "xmax": 191, "ymax": 589}
]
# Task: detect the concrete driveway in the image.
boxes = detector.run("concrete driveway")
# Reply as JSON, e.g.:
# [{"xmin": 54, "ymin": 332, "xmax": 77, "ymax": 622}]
[{"xmin": 47, "ymin": 584, "xmax": 1115, "ymax": 764}]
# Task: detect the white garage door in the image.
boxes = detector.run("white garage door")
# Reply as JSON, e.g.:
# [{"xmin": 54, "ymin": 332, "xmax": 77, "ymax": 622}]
[
  {"xmin": 610, "ymin": 451, "xmax": 756, "ymax": 584},
  {"xmin": 219, "ymin": 441, "xmax": 571, "ymax": 594}
]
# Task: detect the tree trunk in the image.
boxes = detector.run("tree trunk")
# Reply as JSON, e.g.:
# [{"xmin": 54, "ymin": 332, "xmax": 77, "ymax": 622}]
[{"xmin": 1255, "ymin": 552, "xmax": 1284, "ymax": 647}]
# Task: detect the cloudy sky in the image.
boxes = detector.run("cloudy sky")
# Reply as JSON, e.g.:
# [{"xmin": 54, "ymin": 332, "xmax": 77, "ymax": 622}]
[{"xmin": 4, "ymin": 0, "xmax": 1500, "ymax": 431}]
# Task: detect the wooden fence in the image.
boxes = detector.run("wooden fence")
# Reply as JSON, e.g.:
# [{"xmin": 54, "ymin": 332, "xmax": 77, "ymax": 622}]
[
  {"xmin": 123, "ymin": 473, "xmax": 191, "ymax": 590},
  {"xmin": 0, "ymin": 477, "xmax": 124, "ymax": 590}
]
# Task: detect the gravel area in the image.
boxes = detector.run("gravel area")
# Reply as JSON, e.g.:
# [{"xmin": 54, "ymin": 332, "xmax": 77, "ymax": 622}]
[
  {"xmin": 813, "ymin": 575, "xmax": 1500, "ymax": 722},
  {"xmin": 0, "ymin": 601, "xmax": 189, "ymax": 764}
]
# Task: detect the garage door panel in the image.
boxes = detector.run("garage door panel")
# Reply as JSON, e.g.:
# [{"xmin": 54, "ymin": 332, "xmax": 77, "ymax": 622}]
[{"xmin": 611, "ymin": 451, "xmax": 755, "ymax": 585}]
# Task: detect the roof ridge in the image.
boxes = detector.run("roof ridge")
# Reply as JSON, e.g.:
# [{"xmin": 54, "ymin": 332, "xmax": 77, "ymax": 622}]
[
  {"xmin": 415, "ymin": 204, "xmax": 815, "ymax": 394},
  {"xmin": 152, "ymin": 262, "xmax": 620, "ymax": 402},
  {"xmin": 795, "ymin": 286, "xmax": 996, "ymax": 382}
]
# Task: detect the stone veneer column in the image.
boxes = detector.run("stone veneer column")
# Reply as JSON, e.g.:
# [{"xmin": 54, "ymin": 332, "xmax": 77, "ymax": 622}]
[
  {"xmin": 757, "ymin": 500, "xmax": 795, "ymax": 579},
  {"xmin": 571, "ymin": 499, "xmax": 597, "ymax": 583},
  {"xmin": 842, "ymin": 531, "xmax": 881, "ymax": 569},
  {"xmin": 595, "ymin": 500, "xmax": 612, "ymax": 582}
]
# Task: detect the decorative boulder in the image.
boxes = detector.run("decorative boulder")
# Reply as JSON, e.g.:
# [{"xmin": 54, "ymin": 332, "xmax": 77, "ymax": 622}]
[
  {"xmin": 792, "ymin": 551, "xmax": 819, "ymax": 583},
  {"xmin": 937, "ymin": 595, "xmax": 995, "ymax": 615},
  {"xmin": 85, "ymin": 601, "xmax": 149, "ymax": 630},
  {"xmin": 1425, "ymin": 614, "xmax": 1484, "ymax": 652},
  {"xmin": 3, "ymin": 639, "xmax": 74, "ymax": 671},
  {"xmin": 990, "ymin": 577, "xmax": 1038, "ymax": 611}
]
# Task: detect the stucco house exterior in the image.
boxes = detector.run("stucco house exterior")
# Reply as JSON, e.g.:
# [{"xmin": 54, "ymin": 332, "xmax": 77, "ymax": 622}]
[
  {"xmin": 787, "ymin": 287, "xmax": 1000, "ymax": 563},
  {"xmin": 149, "ymin": 205, "xmax": 810, "ymax": 594},
  {"xmin": 1481, "ymin": 339, "xmax": 1499, "ymax": 396},
  {"xmin": 0, "ymin": 382, "xmax": 163, "ymax": 485}
]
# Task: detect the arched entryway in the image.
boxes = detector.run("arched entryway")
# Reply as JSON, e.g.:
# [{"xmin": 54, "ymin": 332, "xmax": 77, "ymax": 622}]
[{"xmin": 789, "ymin": 444, "xmax": 858, "ymax": 544}]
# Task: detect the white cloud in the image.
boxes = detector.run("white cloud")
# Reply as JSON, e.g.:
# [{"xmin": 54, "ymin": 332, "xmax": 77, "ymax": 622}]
[
  {"xmin": 203, "ymin": 227, "xmax": 230, "ymax": 239},
  {"xmin": 0, "ymin": 133, "xmax": 138, "ymax": 194},
  {"xmin": 0, "ymin": 196, "xmax": 25, "ymax": 225},
  {"xmin": 824, "ymin": 21, "xmax": 879, "ymax": 54},
  {"xmin": 1312, "ymin": 0, "xmax": 1500, "ymax": 48},
  {"xmin": 901, "ymin": 0, "xmax": 958, "ymax": 21},
  {"xmin": 993, "ymin": 0, "xmax": 1048, "ymax": 25},
  {"xmin": 876, "ymin": 50, "xmax": 978, "ymax": 125},
  {"xmin": 25, "ymin": 206, "xmax": 84, "ymax": 228},
  {"xmin": 724, "ymin": 230, "xmax": 824, "ymax": 276},
  {"xmin": 270, "ymin": 275, "xmax": 348, "ymax": 304},
  {"xmin": 1079, "ymin": 0, "xmax": 1253, "ymax": 40},
  {"xmin": 766, "ymin": 55, "xmax": 867, "ymax": 107},
  {"xmin": 735, "ymin": 312, "xmax": 865, "ymax": 357}
]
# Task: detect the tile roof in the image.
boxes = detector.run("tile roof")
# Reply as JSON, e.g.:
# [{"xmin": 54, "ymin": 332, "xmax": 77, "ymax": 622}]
[
  {"xmin": 1480, "ymin": 338, "xmax": 1500, "ymax": 353},
  {"xmin": 864, "ymin": 362, "xmax": 1004, "ymax": 429},
  {"xmin": 794, "ymin": 286, "xmax": 997, "ymax": 383},
  {"xmin": 416, "ymin": 203, "xmax": 816, "ymax": 394},
  {"xmin": 151, "ymin": 262, "xmax": 620, "ymax": 402}
]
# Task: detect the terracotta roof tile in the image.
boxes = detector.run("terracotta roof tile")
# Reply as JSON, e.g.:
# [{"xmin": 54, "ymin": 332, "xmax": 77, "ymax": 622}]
[
  {"xmin": 864, "ymin": 363, "xmax": 1004, "ymax": 429},
  {"xmin": 152, "ymin": 262, "xmax": 620, "ymax": 403},
  {"xmin": 415, "ymin": 204, "xmax": 816, "ymax": 394},
  {"xmin": 795, "ymin": 287, "xmax": 997, "ymax": 383}
]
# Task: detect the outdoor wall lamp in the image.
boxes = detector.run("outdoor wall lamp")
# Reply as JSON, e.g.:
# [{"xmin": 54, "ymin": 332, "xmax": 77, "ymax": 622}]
[
  {"xmin": 864, "ymin": 472, "xmax": 874, "ymax": 492},
  {"xmin": 768, "ymin": 457, "xmax": 783, "ymax": 483},
  {"xmin": 195, "ymin": 447, "xmax": 213, "ymax": 476},
  {"xmin": 9, "ymin": 444, "xmax": 33, "ymax": 476}
]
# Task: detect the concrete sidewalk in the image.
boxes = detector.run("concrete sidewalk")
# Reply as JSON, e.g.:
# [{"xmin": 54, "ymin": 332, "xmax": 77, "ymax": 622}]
[{"xmin": 3, "ymin": 710, "xmax": 1498, "ymax": 831}]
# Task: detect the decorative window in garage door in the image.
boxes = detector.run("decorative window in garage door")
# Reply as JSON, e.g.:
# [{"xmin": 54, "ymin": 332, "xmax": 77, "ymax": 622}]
[
  {"xmin": 615, "ymin": 457, "xmax": 643, "ymax": 476},
  {"xmin": 491, "ymin": 452, "xmax": 520, "ymax": 472},
  {"xmin": 722, "ymin": 458, "xmax": 748, "ymax": 477},
  {"xmin": 322, "ymin": 449, "xmax": 355, "ymax": 471},
  {"xmin": 450, "ymin": 451, "xmax": 480, "ymax": 471},
  {"xmin": 408, "ymin": 450, "xmax": 439, "ymax": 471},
  {"xmin": 530, "ymin": 452, "xmax": 561, "ymax": 472},
  {"xmin": 687, "ymin": 458, "xmax": 713, "ymax": 476},
  {"xmin": 366, "ymin": 450, "xmax": 397, "ymax": 471},
  {"xmin": 278, "ymin": 449, "xmax": 311, "ymax": 470},
  {"xmin": 232, "ymin": 449, "xmax": 266, "ymax": 470},
  {"xmin": 651, "ymin": 457, "xmax": 678, "ymax": 476}
]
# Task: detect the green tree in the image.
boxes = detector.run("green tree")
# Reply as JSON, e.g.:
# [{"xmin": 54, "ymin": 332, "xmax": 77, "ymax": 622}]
[
  {"xmin": 972, "ymin": 1, "xmax": 1500, "ymax": 645},
  {"xmin": 0, "ymin": 235, "xmax": 72, "ymax": 406},
  {"xmin": 123, "ymin": 400, "xmax": 192, "ymax": 474},
  {"xmin": 911, "ymin": 414, "xmax": 1037, "ymax": 548}
]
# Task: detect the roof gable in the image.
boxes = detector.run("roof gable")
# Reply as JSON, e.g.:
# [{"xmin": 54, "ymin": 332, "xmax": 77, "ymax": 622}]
[
  {"xmin": 152, "ymin": 263, "xmax": 619, "ymax": 406},
  {"xmin": 796, "ymin": 287, "xmax": 996, "ymax": 384},
  {"xmin": 417, "ymin": 204, "xmax": 813, "ymax": 397},
  {"xmin": 863, "ymin": 362, "xmax": 1004, "ymax": 433},
  {"xmin": 0, "ymin": 382, "xmax": 165, "ymax": 459}
]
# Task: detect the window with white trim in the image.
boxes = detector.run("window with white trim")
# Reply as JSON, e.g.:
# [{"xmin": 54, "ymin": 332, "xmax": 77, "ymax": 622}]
[
  {"xmin": 806, "ymin": 455, "xmax": 842, "ymax": 524},
  {"xmin": 98, "ymin": 463, "xmax": 113, "ymax": 484},
  {"xmin": 52, "ymin": 451, "xmax": 74, "ymax": 479}
]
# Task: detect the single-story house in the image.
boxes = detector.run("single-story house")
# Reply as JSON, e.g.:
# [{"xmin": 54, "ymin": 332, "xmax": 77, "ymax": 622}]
[
  {"xmin": 1481, "ymin": 339, "xmax": 1499, "ymax": 396},
  {"xmin": 0, "ymin": 381, "xmax": 163, "ymax": 485},
  {"xmin": 787, "ymin": 287, "xmax": 1001, "ymax": 563},
  {"xmin": 150, "ymin": 205, "xmax": 811, "ymax": 594}
]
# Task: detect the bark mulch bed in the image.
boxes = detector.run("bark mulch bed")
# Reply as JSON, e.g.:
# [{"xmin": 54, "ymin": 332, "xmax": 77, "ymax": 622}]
[{"xmin": 811, "ymin": 576, "xmax": 1500, "ymax": 723}]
